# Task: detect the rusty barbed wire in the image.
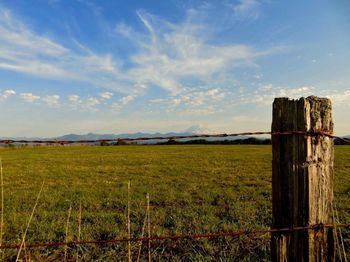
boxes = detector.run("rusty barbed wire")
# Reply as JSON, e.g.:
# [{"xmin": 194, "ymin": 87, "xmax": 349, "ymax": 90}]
[
  {"xmin": 0, "ymin": 131, "xmax": 348, "ymax": 144},
  {"xmin": 0, "ymin": 131, "xmax": 348, "ymax": 253},
  {"xmin": 0, "ymin": 223, "xmax": 349, "ymax": 250}
]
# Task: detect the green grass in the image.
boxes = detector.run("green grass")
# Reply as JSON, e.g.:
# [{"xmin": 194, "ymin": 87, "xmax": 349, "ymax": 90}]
[{"xmin": 0, "ymin": 145, "xmax": 349, "ymax": 261}]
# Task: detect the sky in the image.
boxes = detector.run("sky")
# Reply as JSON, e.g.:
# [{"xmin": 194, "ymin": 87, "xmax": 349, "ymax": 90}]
[{"xmin": 0, "ymin": 0, "xmax": 349, "ymax": 137}]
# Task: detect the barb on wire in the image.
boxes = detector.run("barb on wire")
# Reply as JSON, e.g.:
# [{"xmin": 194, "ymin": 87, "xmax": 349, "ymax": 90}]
[
  {"xmin": 0, "ymin": 131, "xmax": 348, "ymax": 145},
  {"xmin": 0, "ymin": 223, "xmax": 349, "ymax": 250}
]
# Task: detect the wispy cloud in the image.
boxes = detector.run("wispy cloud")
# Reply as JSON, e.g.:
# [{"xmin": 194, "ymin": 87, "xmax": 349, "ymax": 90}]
[
  {"xmin": 0, "ymin": 4, "xmax": 277, "ymax": 98},
  {"xmin": 0, "ymin": 9, "xmax": 72, "ymax": 79},
  {"xmin": 0, "ymin": 10, "xmax": 67, "ymax": 56},
  {"xmin": 122, "ymin": 9, "xmax": 268, "ymax": 95},
  {"xmin": 233, "ymin": 0, "xmax": 261, "ymax": 20},
  {"xmin": 0, "ymin": 8, "xmax": 127, "ymax": 91}
]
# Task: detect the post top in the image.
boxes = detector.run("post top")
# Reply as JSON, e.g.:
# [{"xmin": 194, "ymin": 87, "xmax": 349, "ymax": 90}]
[
  {"xmin": 273, "ymin": 96, "xmax": 331, "ymax": 104},
  {"xmin": 272, "ymin": 95, "xmax": 333, "ymax": 133}
]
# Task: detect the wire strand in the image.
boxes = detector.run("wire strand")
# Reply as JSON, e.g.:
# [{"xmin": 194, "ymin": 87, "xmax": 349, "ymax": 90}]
[{"xmin": 1, "ymin": 223, "xmax": 349, "ymax": 250}]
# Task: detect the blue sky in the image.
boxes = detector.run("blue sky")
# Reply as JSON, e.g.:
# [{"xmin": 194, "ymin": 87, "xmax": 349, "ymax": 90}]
[{"xmin": 0, "ymin": 0, "xmax": 349, "ymax": 137}]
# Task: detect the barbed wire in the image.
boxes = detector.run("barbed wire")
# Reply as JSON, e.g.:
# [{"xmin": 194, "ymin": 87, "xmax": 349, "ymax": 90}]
[
  {"xmin": 0, "ymin": 223, "xmax": 349, "ymax": 250},
  {"xmin": 0, "ymin": 131, "xmax": 348, "ymax": 253},
  {"xmin": 0, "ymin": 131, "xmax": 349, "ymax": 144}
]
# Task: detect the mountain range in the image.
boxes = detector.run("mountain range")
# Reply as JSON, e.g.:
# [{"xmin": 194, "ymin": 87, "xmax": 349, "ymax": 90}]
[
  {"xmin": 0, "ymin": 132, "xmax": 188, "ymax": 141},
  {"xmin": 0, "ymin": 125, "xmax": 209, "ymax": 141},
  {"xmin": 1, "ymin": 128, "xmax": 348, "ymax": 143},
  {"xmin": 0, "ymin": 132, "xmax": 250, "ymax": 142}
]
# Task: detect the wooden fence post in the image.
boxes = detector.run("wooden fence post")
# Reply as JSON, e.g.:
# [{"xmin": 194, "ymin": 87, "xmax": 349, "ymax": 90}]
[{"xmin": 271, "ymin": 96, "xmax": 335, "ymax": 261}]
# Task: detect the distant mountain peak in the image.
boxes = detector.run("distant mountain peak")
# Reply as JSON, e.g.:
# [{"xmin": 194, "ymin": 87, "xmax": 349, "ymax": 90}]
[{"xmin": 185, "ymin": 125, "xmax": 214, "ymax": 135}]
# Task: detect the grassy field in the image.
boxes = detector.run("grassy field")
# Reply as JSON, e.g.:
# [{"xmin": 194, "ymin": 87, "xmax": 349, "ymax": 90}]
[{"xmin": 0, "ymin": 145, "xmax": 349, "ymax": 261}]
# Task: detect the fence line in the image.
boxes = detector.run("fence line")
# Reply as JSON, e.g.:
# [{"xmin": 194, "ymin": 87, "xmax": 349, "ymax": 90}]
[
  {"xmin": 1, "ymin": 223, "xmax": 349, "ymax": 250},
  {"xmin": 0, "ymin": 127, "xmax": 349, "ymax": 256},
  {"xmin": 0, "ymin": 131, "xmax": 349, "ymax": 144}
]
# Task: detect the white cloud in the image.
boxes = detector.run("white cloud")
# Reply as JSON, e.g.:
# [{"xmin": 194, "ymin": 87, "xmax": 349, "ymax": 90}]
[
  {"xmin": 120, "ymin": 95, "xmax": 135, "ymax": 105},
  {"xmin": 323, "ymin": 90, "xmax": 350, "ymax": 106},
  {"xmin": 76, "ymin": 54, "xmax": 117, "ymax": 73},
  {"xmin": 0, "ymin": 5, "xmax": 277, "ymax": 103},
  {"xmin": 0, "ymin": 9, "xmax": 127, "ymax": 91},
  {"xmin": 67, "ymin": 94, "xmax": 116, "ymax": 111},
  {"xmin": 20, "ymin": 92, "xmax": 40, "ymax": 102},
  {"xmin": 0, "ymin": 61, "xmax": 74, "ymax": 79},
  {"xmin": 171, "ymin": 88, "xmax": 224, "ymax": 107},
  {"xmin": 0, "ymin": 10, "xmax": 68, "ymax": 56},
  {"xmin": 99, "ymin": 92, "xmax": 113, "ymax": 100},
  {"xmin": 125, "ymin": 10, "xmax": 265, "ymax": 95},
  {"xmin": 240, "ymin": 84, "xmax": 316, "ymax": 105},
  {"xmin": 42, "ymin": 95, "xmax": 60, "ymax": 107},
  {"xmin": 150, "ymin": 88, "xmax": 226, "ymax": 114},
  {"xmin": 0, "ymin": 89, "xmax": 16, "ymax": 100},
  {"xmin": 0, "ymin": 9, "xmax": 72, "ymax": 80},
  {"xmin": 67, "ymin": 94, "xmax": 82, "ymax": 109},
  {"xmin": 182, "ymin": 88, "xmax": 225, "ymax": 107},
  {"xmin": 85, "ymin": 97, "xmax": 100, "ymax": 109},
  {"xmin": 68, "ymin": 94, "xmax": 80, "ymax": 103},
  {"xmin": 110, "ymin": 94, "xmax": 135, "ymax": 111}
]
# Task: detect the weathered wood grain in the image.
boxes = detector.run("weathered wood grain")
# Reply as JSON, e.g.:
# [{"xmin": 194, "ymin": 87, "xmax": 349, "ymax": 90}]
[{"xmin": 271, "ymin": 96, "xmax": 334, "ymax": 262}]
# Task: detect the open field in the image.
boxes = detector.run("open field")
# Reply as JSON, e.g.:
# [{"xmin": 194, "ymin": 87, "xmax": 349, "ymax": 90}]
[{"xmin": 0, "ymin": 145, "xmax": 349, "ymax": 261}]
